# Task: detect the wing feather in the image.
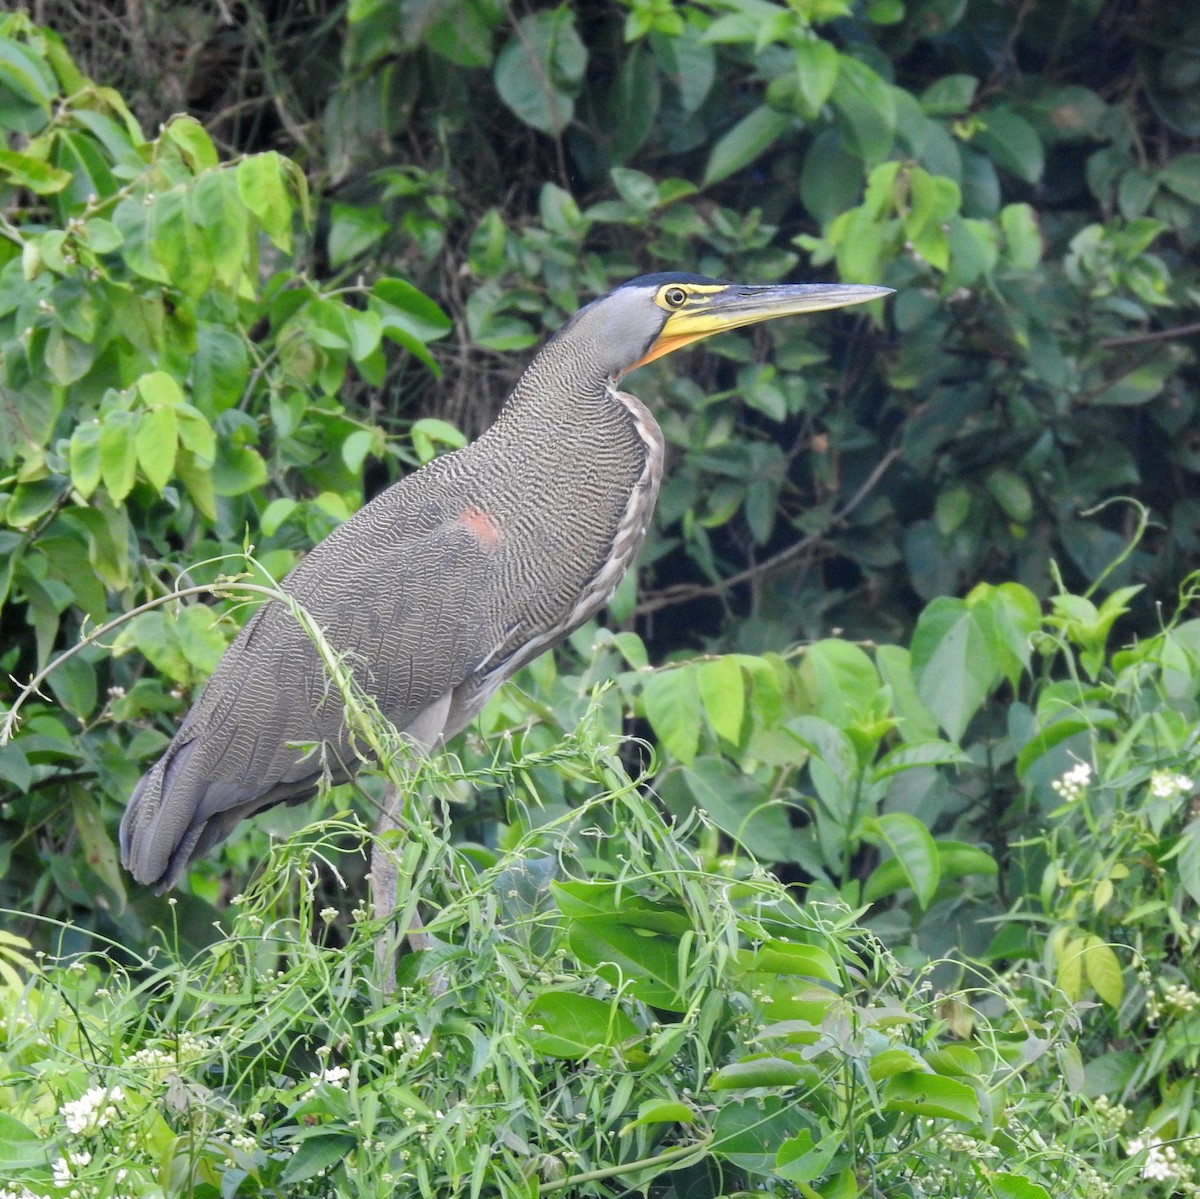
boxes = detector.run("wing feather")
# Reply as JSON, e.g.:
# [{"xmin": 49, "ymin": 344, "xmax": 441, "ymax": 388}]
[{"xmin": 120, "ymin": 479, "xmax": 504, "ymax": 888}]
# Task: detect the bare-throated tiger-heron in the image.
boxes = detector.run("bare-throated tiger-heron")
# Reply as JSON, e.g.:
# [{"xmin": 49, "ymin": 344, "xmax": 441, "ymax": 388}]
[{"xmin": 120, "ymin": 274, "xmax": 889, "ymax": 928}]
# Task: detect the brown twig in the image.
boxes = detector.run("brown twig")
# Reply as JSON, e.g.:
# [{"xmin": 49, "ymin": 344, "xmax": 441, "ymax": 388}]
[{"xmin": 1098, "ymin": 322, "xmax": 1200, "ymax": 349}]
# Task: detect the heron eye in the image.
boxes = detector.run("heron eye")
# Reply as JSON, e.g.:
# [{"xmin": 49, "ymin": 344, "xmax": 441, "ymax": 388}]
[{"xmin": 664, "ymin": 286, "xmax": 687, "ymax": 307}]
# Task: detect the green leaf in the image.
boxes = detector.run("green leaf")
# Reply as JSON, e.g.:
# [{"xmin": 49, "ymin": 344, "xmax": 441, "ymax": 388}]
[
  {"xmin": 882, "ymin": 1073, "xmax": 980, "ymax": 1122},
  {"xmin": 163, "ymin": 113, "xmax": 219, "ymax": 172},
  {"xmin": 1178, "ymin": 822, "xmax": 1200, "ymax": 907},
  {"xmin": 0, "ymin": 35, "xmax": 56, "ymax": 109},
  {"xmin": 641, "ymin": 666, "xmax": 703, "ymax": 764},
  {"xmin": 910, "ymin": 597, "xmax": 998, "ymax": 742},
  {"xmin": 568, "ymin": 918, "xmax": 683, "ymax": 1009},
  {"xmin": 702, "ymin": 104, "xmax": 792, "ymax": 187},
  {"xmin": 999, "ymin": 203, "xmax": 1041, "ymax": 270},
  {"xmin": 712, "ymin": 1097, "xmax": 810, "ymax": 1177},
  {"xmin": 1081, "ymin": 935, "xmax": 1123, "ymax": 1008},
  {"xmin": 871, "ymin": 739, "xmax": 970, "ymax": 782},
  {"xmin": 494, "ymin": 7, "xmax": 587, "ymax": 136},
  {"xmin": 867, "ymin": 1047, "xmax": 930, "ymax": 1081},
  {"xmin": 793, "ymin": 39, "xmax": 840, "ymax": 115},
  {"xmin": 680, "ymin": 757, "xmax": 793, "ymax": 860},
  {"xmin": 976, "ymin": 107, "xmax": 1044, "ymax": 182},
  {"xmin": 134, "ymin": 404, "xmax": 177, "ymax": 493},
  {"xmin": 523, "ymin": 990, "xmax": 639, "ymax": 1059},
  {"xmin": 831, "ymin": 56, "xmax": 895, "ymax": 164},
  {"xmin": 410, "ymin": 417, "xmax": 466, "ymax": 463},
  {"xmin": 618, "ymin": 1100, "xmax": 696, "ymax": 1136},
  {"xmin": 739, "ymin": 940, "xmax": 841, "ymax": 984},
  {"xmin": 279, "ymin": 1133, "xmax": 358, "ymax": 1185},
  {"xmin": 0, "ymin": 1112, "xmax": 45, "ymax": 1169},
  {"xmin": 920, "ymin": 74, "xmax": 978, "ymax": 116},
  {"xmin": 0, "ymin": 146, "xmax": 70, "ymax": 193},
  {"xmin": 212, "ymin": 443, "xmax": 268, "ymax": 496},
  {"xmin": 698, "ymin": 656, "xmax": 745, "ymax": 744},
  {"xmin": 710, "ymin": 1054, "xmax": 813, "ymax": 1090},
  {"xmin": 99, "ymin": 410, "xmax": 138, "ymax": 503},
  {"xmin": 775, "ymin": 1128, "xmax": 838, "ymax": 1184},
  {"xmin": 991, "ymin": 1173, "xmax": 1052, "ymax": 1199},
  {"xmin": 875, "ymin": 645, "xmax": 940, "ymax": 742},
  {"xmin": 864, "ymin": 812, "xmax": 940, "ymax": 908},
  {"xmin": 71, "ymin": 786, "xmax": 125, "ymax": 904},
  {"xmin": 329, "ymin": 202, "xmax": 390, "ymax": 267},
  {"xmin": 237, "ymin": 151, "xmax": 295, "ymax": 252}
]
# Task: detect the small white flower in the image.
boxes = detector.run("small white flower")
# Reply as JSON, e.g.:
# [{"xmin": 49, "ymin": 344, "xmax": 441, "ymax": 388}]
[
  {"xmin": 1150, "ymin": 771, "xmax": 1192, "ymax": 800},
  {"xmin": 59, "ymin": 1085, "xmax": 125, "ymax": 1134},
  {"xmin": 309, "ymin": 1064, "xmax": 350, "ymax": 1088},
  {"xmin": 1052, "ymin": 761, "xmax": 1093, "ymax": 802}
]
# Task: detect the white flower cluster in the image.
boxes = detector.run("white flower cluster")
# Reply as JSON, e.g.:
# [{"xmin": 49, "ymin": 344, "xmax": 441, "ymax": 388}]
[
  {"xmin": 59, "ymin": 1085, "xmax": 125, "ymax": 1135},
  {"xmin": 1127, "ymin": 1133, "xmax": 1190, "ymax": 1185},
  {"xmin": 1150, "ymin": 771, "xmax": 1193, "ymax": 800},
  {"xmin": 309, "ymin": 1064, "xmax": 350, "ymax": 1088},
  {"xmin": 1052, "ymin": 761, "xmax": 1092, "ymax": 802}
]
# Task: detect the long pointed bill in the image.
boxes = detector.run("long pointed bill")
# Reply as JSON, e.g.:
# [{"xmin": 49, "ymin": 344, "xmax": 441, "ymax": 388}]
[{"xmin": 630, "ymin": 282, "xmax": 892, "ymax": 371}]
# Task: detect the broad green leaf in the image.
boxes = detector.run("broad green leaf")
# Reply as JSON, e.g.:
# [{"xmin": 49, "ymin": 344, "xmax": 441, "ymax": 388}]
[
  {"xmin": 135, "ymin": 405, "xmax": 177, "ymax": 492},
  {"xmin": 71, "ymin": 786, "xmax": 125, "ymax": 904},
  {"xmin": 411, "ymin": 417, "xmax": 466, "ymax": 463},
  {"xmin": 99, "ymin": 410, "xmax": 137, "ymax": 503},
  {"xmin": 176, "ymin": 605, "xmax": 229, "ymax": 674},
  {"xmin": 864, "ymin": 812, "xmax": 940, "ymax": 908},
  {"xmin": 910, "ymin": 597, "xmax": 998, "ymax": 742},
  {"xmin": 329, "ymin": 202, "xmax": 389, "ymax": 267},
  {"xmin": 882, "ymin": 1073, "xmax": 980, "ymax": 1122},
  {"xmin": 494, "ymin": 7, "xmax": 586, "ymax": 136},
  {"xmin": 698, "ymin": 656, "xmax": 745, "ymax": 744},
  {"xmin": 739, "ymin": 940, "xmax": 841, "ymax": 984},
  {"xmin": 712, "ymin": 1097, "xmax": 810, "ymax": 1177},
  {"xmin": 164, "ymin": 113, "xmax": 219, "ymax": 172},
  {"xmin": 280, "ymin": 1133, "xmax": 358, "ymax": 1185},
  {"xmin": 793, "ymin": 38, "xmax": 839, "ymax": 115},
  {"xmin": 976, "ymin": 107, "xmax": 1043, "ymax": 182},
  {"xmin": 875, "ymin": 645, "xmax": 939, "ymax": 742},
  {"xmin": 0, "ymin": 35, "xmax": 56, "ymax": 108},
  {"xmin": 1081, "ymin": 935, "xmax": 1123, "ymax": 1007},
  {"xmin": 567, "ymin": 919, "xmax": 683, "ymax": 1010},
  {"xmin": 1178, "ymin": 822, "xmax": 1200, "ymax": 907},
  {"xmin": 0, "ymin": 146, "xmax": 70, "ymax": 193},
  {"xmin": 871, "ymin": 739, "xmax": 970, "ymax": 782},
  {"xmin": 680, "ymin": 756, "xmax": 793, "ymax": 859},
  {"xmin": 522, "ymin": 990, "xmax": 639, "ymax": 1059},
  {"xmin": 0, "ymin": 1112, "xmax": 44, "ymax": 1169},
  {"xmin": 702, "ymin": 104, "xmax": 791, "ymax": 187},
  {"xmin": 641, "ymin": 666, "xmax": 703, "ymax": 764},
  {"xmin": 710, "ymin": 1054, "xmax": 814, "ymax": 1090},
  {"xmin": 237, "ymin": 151, "xmax": 295, "ymax": 251},
  {"xmin": 797, "ymin": 638, "xmax": 881, "ymax": 726},
  {"xmin": 920, "ymin": 74, "xmax": 978, "ymax": 116},
  {"xmin": 212, "ymin": 443, "xmax": 268, "ymax": 496},
  {"xmin": 618, "ymin": 1100, "xmax": 695, "ymax": 1136},
  {"xmin": 831, "ymin": 56, "xmax": 895, "ymax": 164},
  {"xmin": 867, "ymin": 1047, "xmax": 930, "ymax": 1081},
  {"xmin": 1000, "ymin": 203, "xmax": 1041, "ymax": 270},
  {"xmin": 775, "ymin": 1128, "xmax": 838, "ymax": 1183},
  {"xmin": 991, "ymin": 1173, "xmax": 1052, "ymax": 1199}
]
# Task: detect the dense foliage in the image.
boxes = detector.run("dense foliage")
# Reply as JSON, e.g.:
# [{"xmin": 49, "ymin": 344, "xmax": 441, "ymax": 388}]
[{"xmin": 1, "ymin": 2, "xmax": 1200, "ymax": 1197}]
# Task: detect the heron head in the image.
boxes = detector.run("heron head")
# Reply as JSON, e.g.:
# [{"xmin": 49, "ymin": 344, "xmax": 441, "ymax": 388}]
[{"xmin": 566, "ymin": 272, "xmax": 892, "ymax": 381}]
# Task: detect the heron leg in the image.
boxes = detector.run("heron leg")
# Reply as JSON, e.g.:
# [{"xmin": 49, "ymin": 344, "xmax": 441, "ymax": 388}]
[{"xmin": 371, "ymin": 777, "xmax": 440, "ymax": 992}]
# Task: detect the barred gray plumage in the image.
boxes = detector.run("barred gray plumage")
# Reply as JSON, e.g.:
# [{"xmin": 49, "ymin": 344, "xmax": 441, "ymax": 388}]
[{"xmin": 120, "ymin": 273, "xmax": 889, "ymax": 891}]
